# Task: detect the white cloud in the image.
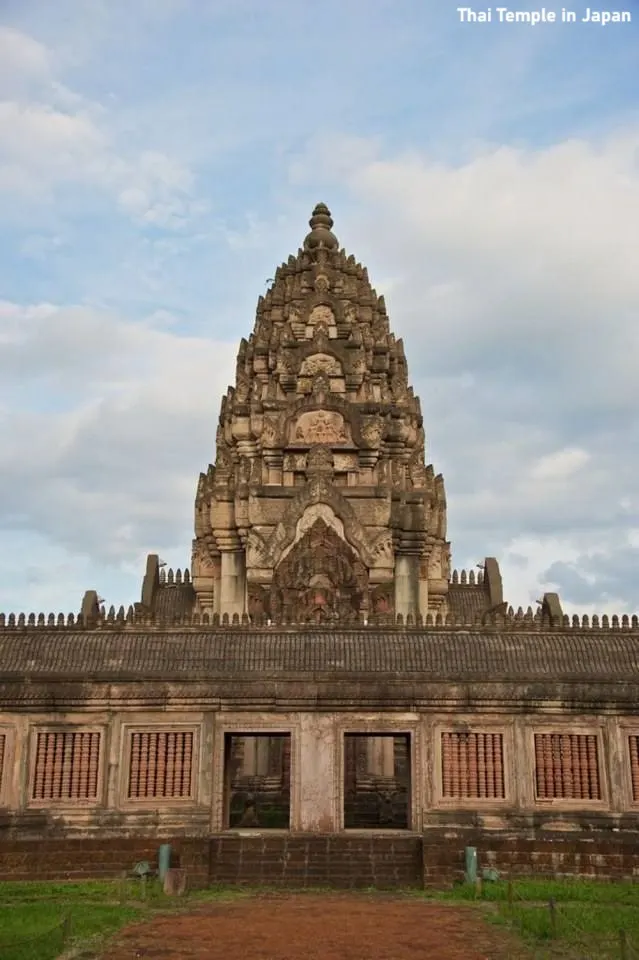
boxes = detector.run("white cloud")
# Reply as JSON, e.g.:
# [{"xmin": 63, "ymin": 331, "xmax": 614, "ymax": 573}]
[
  {"xmin": 0, "ymin": 302, "xmax": 237, "ymax": 576},
  {"xmin": 530, "ymin": 448, "xmax": 591, "ymax": 482},
  {"xmin": 0, "ymin": 27, "xmax": 204, "ymax": 229}
]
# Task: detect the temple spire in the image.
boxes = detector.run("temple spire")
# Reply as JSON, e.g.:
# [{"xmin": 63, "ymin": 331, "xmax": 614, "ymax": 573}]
[{"xmin": 303, "ymin": 202, "xmax": 338, "ymax": 251}]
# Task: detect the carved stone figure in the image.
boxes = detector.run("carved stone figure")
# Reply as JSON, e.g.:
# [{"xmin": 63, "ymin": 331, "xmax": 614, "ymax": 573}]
[
  {"xmin": 294, "ymin": 410, "xmax": 349, "ymax": 445},
  {"xmin": 270, "ymin": 519, "xmax": 367, "ymax": 622}
]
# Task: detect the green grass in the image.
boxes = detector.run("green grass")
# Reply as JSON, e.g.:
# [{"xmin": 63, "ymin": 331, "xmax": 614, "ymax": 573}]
[
  {"xmin": 3, "ymin": 877, "xmax": 639, "ymax": 960},
  {"xmin": 0, "ymin": 879, "xmax": 246, "ymax": 960},
  {"xmin": 432, "ymin": 879, "xmax": 639, "ymax": 958}
]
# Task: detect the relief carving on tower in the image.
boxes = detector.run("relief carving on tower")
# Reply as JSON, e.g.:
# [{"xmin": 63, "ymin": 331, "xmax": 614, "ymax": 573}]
[
  {"xmin": 299, "ymin": 353, "xmax": 342, "ymax": 378},
  {"xmin": 190, "ymin": 203, "xmax": 451, "ymax": 620},
  {"xmin": 293, "ymin": 410, "xmax": 350, "ymax": 445},
  {"xmin": 270, "ymin": 519, "xmax": 367, "ymax": 622}
]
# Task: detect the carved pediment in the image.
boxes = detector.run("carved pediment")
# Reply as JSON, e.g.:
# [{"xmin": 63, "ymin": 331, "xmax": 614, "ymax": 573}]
[
  {"xmin": 299, "ymin": 353, "xmax": 343, "ymax": 377},
  {"xmin": 291, "ymin": 410, "xmax": 351, "ymax": 446},
  {"xmin": 270, "ymin": 518, "xmax": 368, "ymax": 622},
  {"xmin": 264, "ymin": 490, "xmax": 376, "ymax": 569}
]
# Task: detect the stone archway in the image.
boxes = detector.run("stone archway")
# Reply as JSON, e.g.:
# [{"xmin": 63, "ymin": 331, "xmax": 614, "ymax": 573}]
[{"xmin": 270, "ymin": 519, "xmax": 368, "ymax": 622}]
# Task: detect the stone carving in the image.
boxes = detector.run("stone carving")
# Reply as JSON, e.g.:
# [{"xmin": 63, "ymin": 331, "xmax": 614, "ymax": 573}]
[
  {"xmin": 306, "ymin": 445, "xmax": 334, "ymax": 476},
  {"xmin": 262, "ymin": 419, "xmax": 278, "ymax": 447},
  {"xmin": 370, "ymin": 582, "xmax": 394, "ymax": 616},
  {"xmin": 361, "ymin": 416, "xmax": 384, "ymax": 448},
  {"xmin": 270, "ymin": 519, "xmax": 367, "ymax": 622},
  {"xmin": 333, "ymin": 453, "xmax": 357, "ymax": 472},
  {"xmin": 248, "ymin": 583, "xmax": 270, "ymax": 618},
  {"xmin": 238, "ymin": 457, "xmax": 251, "ymax": 485},
  {"xmin": 293, "ymin": 410, "xmax": 349, "ymax": 445},
  {"xmin": 314, "ymin": 274, "xmax": 330, "ymax": 293},
  {"xmin": 306, "ymin": 304, "xmax": 336, "ymax": 338},
  {"xmin": 299, "ymin": 353, "xmax": 342, "ymax": 377}
]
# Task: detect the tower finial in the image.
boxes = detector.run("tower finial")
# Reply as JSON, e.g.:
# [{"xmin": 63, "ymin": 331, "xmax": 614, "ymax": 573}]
[{"xmin": 304, "ymin": 202, "xmax": 338, "ymax": 251}]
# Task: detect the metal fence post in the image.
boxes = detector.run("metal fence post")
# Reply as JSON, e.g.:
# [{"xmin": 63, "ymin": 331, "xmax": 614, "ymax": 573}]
[
  {"xmin": 548, "ymin": 897, "xmax": 557, "ymax": 939},
  {"xmin": 62, "ymin": 915, "xmax": 72, "ymax": 946},
  {"xmin": 619, "ymin": 928, "xmax": 628, "ymax": 960}
]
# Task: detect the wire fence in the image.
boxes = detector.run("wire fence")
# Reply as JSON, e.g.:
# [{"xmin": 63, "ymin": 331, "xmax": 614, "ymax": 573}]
[
  {"xmin": 0, "ymin": 915, "xmax": 70, "ymax": 960},
  {"xmin": 493, "ymin": 877, "xmax": 639, "ymax": 960}
]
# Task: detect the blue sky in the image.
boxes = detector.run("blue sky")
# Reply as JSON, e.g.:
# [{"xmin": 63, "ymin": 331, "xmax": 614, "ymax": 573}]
[{"xmin": 1, "ymin": 0, "xmax": 638, "ymax": 615}]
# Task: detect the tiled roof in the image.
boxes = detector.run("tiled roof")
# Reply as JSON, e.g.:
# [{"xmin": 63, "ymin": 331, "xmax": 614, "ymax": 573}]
[
  {"xmin": 151, "ymin": 583, "xmax": 196, "ymax": 618},
  {"xmin": 1, "ymin": 629, "xmax": 639, "ymax": 681},
  {"xmin": 447, "ymin": 584, "xmax": 491, "ymax": 619}
]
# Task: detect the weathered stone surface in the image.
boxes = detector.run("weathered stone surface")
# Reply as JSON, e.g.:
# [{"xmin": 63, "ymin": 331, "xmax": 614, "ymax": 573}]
[{"xmin": 186, "ymin": 204, "xmax": 450, "ymax": 622}]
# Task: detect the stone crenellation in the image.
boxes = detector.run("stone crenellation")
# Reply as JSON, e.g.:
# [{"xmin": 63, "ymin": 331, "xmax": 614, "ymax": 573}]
[
  {"xmin": 0, "ymin": 609, "xmax": 637, "ymax": 631},
  {"xmin": 159, "ymin": 567, "xmax": 190, "ymax": 584},
  {"xmin": 450, "ymin": 568, "xmax": 483, "ymax": 584}
]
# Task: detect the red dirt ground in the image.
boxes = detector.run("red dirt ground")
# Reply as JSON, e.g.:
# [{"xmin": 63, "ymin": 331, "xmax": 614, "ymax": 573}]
[{"xmin": 99, "ymin": 894, "xmax": 531, "ymax": 960}]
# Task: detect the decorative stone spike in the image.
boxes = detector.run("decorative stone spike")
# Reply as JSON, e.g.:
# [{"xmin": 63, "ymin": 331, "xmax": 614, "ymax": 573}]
[
  {"xmin": 612, "ymin": 615, "xmax": 619, "ymax": 629},
  {"xmin": 47, "ymin": 613, "xmax": 55, "ymax": 626},
  {"xmin": 175, "ymin": 568, "xmax": 182, "ymax": 584},
  {"xmin": 167, "ymin": 568, "xmax": 174, "ymax": 584},
  {"xmin": 37, "ymin": 613, "xmax": 44, "ymax": 626},
  {"xmin": 592, "ymin": 615, "xmax": 600, "ymax": 628},
  {"xmin": 452, "ymin": 570, "xmax": 459, "ymax": 584},
  {"xmin": 469, "ymin": 570, "xmax": 475, "ymax": 585},
  {"xmin": 184, "ymin": 569, "xmax": 190, "ymax": 583},
  {"xmin": 460, "ymin": 570, "xmax": 467, "ymax": 584},
  {"xmin": 28, "ymin": 614, "xmax": 35, "ymax": 626}
]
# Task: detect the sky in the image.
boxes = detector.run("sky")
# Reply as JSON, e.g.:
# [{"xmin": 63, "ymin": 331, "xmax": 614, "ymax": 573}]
[{"xmin": 0, "ymin": 0, "xmax": 638, "ymax": 617}]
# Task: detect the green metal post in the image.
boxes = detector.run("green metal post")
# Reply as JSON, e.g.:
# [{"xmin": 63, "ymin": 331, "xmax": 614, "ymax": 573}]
[
  {"xmin": 464, "ymin": 846, "xmax": 478, "ymax": 885},
  {"xmin": 158, "ymin": 843, "xmax": 172, "ymax": 881}
]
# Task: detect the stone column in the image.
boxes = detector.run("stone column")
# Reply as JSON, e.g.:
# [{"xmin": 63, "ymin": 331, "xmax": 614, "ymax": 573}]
[
  {"xmin": 394, "ymin": 554, "xmax": 419, "ymax": 620},
  {"xmin": 219, "ymin": 550, "xmax": 246, "ymax": 619},
  {"xmin": 298, "ymin": 714, "xmax": 337, "ymax": 832}
]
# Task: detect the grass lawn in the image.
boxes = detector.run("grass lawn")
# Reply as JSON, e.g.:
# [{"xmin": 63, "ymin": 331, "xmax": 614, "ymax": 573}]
[
  {"xmin": 2, "ymin": 877, "xmax": 639, "ymax": 959},
  {"xmin": 435, "ymin": 878, "xmax": 639, "ymax": 958},
  {"xmin": 0, "ymin": 879, "xmax": 245, "ymax": 960}
]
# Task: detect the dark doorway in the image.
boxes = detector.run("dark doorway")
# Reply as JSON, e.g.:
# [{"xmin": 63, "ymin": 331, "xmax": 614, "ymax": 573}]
[
  {"xmin": 343, "ymin": 734, "xmax": 411, "ymax": 829},
  {"xmin": 224, "ymin": 733, "xmax": 290, "ymax": 829}
]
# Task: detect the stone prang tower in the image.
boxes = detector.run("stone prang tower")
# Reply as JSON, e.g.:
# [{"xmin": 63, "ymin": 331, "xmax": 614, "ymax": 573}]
[{"xmin": 190, "ymin": 204, "xmax": 450, "ymax": 622}]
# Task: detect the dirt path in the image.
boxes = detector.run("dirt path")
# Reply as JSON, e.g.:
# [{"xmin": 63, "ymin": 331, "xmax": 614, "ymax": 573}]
[{"xmin": 99, "ymin": 894, "xmax": 531, "ymax": 960}]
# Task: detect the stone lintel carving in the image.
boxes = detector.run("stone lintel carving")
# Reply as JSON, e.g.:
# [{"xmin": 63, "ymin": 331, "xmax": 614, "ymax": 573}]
[{"xmin": 293, "ymin": 410, "xmax": 350, "ymax": 446}]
